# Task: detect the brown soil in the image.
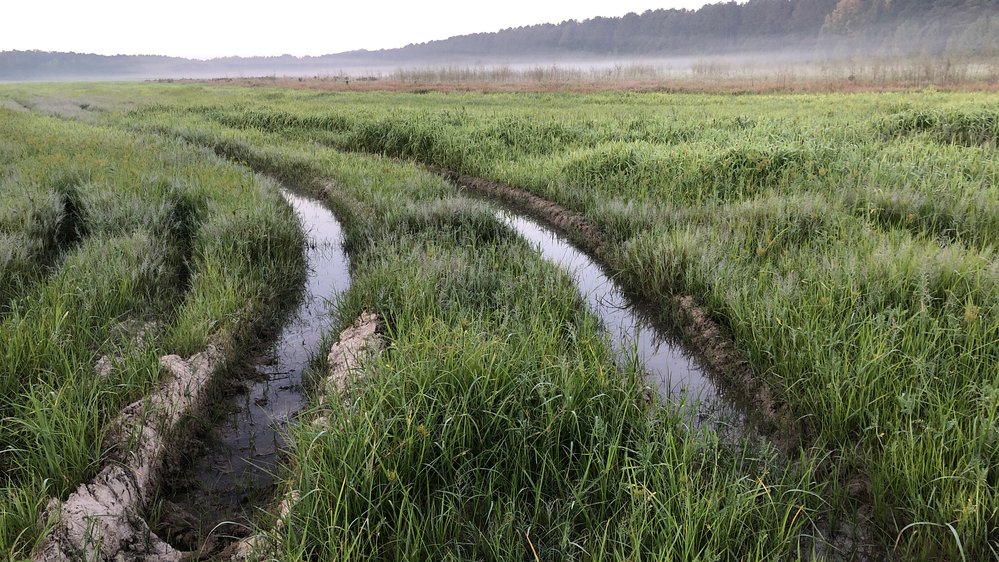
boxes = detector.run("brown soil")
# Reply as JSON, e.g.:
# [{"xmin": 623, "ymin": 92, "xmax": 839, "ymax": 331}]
[
  {"xmin": 34, "ymin": 347, "xmax": 223, "ymax": 561},
  {"xmin": 435, "ymin": 167, "xmax": 799, "ymax": 446}
]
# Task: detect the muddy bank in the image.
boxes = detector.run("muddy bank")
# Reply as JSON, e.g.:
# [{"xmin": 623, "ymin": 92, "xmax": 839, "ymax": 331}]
[
  {"xmin": 34, "ymin": 348, "xmax": 222, "ymax": 561},
  {"xmin": 434, "ymin": 166, "xmax": 794, "ymax": 441}
]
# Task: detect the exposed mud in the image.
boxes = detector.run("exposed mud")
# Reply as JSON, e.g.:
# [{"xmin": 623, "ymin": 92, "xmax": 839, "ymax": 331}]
[
  {"xmin": 671, "ymin": 295, "xmax": 794, "ymax": 439},
  {"xmin": 435, "ymin": 167, "xmax": 795, "ymax": 443},
  {"xmin": 34, "ymin": 347, "xmax": 222, "ymax": 562},
  {"xmin": 223, "ymin": 312, "xmax": 385, "ymax": 561}
]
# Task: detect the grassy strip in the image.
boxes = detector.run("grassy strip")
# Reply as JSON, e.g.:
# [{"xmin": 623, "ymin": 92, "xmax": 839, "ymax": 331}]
[
  {"xmin": 880, "ymin": 107, "xmax": 999, "ymax": 147},
  {"xmin": 134, "ymin": 121, "xmax": 827, "ymax": 560},
  {"xmin": 0, "ymin": 110, "xmax": 304, "ymax": 558},
  {"xmin": 92, "ymin": 87, "xmax": 998, "ymax": 559}
]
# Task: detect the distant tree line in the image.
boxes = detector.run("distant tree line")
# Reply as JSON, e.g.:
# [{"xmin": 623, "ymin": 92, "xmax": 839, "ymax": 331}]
[
  {"xmin": 819, "ymin": 0, "xmax": 999, "ymax": 57},
  {"xmin": 1, "ymin": 0, "xmax": 996, "ymax": 81},
  {"xmin": 385, "ymin": 0, "xmax": 998, "ymax": 60},
  {"xmin": 0, "ymin": 52, "xmax": 187, "ymax": 81}
]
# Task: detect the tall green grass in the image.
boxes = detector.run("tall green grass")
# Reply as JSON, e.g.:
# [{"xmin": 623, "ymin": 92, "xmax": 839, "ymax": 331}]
[
  {"xmin": 2, "ymin": 83, "xmax": 997, "ymax": 559},
  {"xmin": 192, "ymin": 134, "xmax": 823, "ymax": 560},
  {"xmin": 0, "ymin": 109, "xmax": 305, "ymax": 558},
  {"xmin": 881, "ymin": 107, "xmax": 999, "ymax": 146}
]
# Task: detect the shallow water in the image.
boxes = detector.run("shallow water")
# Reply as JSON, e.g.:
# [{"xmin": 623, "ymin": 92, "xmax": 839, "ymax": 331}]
[
  {"xmin": 168, "ymin": 189, "xmax": 349, "ymax": 527},
  {"xmin": 497, "ymin": 210, "xmax": 722, "ymax": 408}
]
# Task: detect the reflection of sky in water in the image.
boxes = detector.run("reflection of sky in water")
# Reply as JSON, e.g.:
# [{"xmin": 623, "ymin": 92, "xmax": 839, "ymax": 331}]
[
  {"xmin": 173, "ymin": 190, "xmax": 741, "ymax": 527},
  {"xmin": 172, "ymin": 190, "xmax": 350, "ymax": 524},
  {"xmin": 497, "ymin": 211, "xmax": 716, "ymax": 403}
]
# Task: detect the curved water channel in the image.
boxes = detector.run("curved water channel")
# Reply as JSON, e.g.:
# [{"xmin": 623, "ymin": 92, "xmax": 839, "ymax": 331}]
[
  {"xmin": 165, "ymin": 188, "xmax": 733, "ymax": 549},
  {"xmin": 494, "ymin": 210, "xmax": 730, "ymax": 422},
  {"xmin": 166, "ymin": 189, "xmax": 350, "ymax": 535}
]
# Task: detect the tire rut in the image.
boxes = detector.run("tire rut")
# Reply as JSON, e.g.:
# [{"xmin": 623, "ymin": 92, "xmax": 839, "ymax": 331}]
[{"xmin": 433, "ymin": 166, "xmax": 798, "ymax": 447}]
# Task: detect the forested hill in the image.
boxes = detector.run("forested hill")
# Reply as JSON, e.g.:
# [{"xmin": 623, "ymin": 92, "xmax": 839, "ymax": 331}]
[
  {"xmin": 382, "ymin": 0, "xmax": 998, "ymax": 60},
  {"xmin": 2, "ymin": 0, "xmax": 997, "ymax": 81}
]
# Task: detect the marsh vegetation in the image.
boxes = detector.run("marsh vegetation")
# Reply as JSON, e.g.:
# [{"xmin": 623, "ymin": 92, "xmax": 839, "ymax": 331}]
[{"xmin": 0, "ymin": 82, "xmax": 995, "ymax": 560}]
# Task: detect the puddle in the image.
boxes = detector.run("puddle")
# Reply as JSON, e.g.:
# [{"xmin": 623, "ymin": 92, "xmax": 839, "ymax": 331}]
[
  {"xmin": 497, "ymin": 210, "xmax": 728, "ymax": 415},
  {"xmin": 165, "ymin": 189, "xmax": 349, "ymax": 532}
]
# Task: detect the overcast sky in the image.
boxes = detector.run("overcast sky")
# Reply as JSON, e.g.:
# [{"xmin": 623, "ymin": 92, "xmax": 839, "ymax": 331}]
[{"xmin": 5, "ymin": 1, "xmax": 714, "ymax": 59}]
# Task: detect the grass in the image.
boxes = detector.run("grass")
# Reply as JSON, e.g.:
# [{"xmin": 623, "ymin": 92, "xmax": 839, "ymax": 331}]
[
  {"xmin": 0, "ymin": 108, "xmax": 305, "ymax": 558},
  {"xmin": 0, "ymin": 82, "xmax": 996, "ymax": 559},
  {"xmin": 191, "ymin": 134, "xmax": 823, "ymax": 560}
]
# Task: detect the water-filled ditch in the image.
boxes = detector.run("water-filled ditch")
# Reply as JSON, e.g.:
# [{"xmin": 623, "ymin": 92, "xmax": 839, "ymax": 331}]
[
  {"xmin": 495, "ymin": 210, "xmax": 731, "ymax": 422},
  {"xmin": 163, "ymin": 187, "xmax": 737, "ymax": 553},
  {"xmin": 164, "ymin": 189, "xmax": 350, "ymax": 537}
]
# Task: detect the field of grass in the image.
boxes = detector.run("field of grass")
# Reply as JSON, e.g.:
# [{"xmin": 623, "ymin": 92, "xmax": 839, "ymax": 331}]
[
  {"xmin": 218, "ymin": 135, "xmax": 821, "ymax": 560},
  {"xmin": 0, "ymin": 107, "xmax": 305, "ymax": 558},
  {"xmin": 0, "ymin": 83, "xmax": 996, "ymax": 560}
]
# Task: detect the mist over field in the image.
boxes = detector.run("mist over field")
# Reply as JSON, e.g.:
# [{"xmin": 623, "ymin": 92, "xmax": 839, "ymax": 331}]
[{"xmin": 2, "ymin": 0, "xmax": 996, "ymax": 83}]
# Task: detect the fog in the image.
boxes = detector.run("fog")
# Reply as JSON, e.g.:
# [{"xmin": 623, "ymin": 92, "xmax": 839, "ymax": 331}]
[{"xmin": 2, "ymin": 39, "xmax": 995, "ymax": 85}]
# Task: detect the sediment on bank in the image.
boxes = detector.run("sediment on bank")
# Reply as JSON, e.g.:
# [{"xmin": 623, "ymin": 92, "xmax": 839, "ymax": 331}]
[{"xmin": 34, "ymin": 347, "xmax": 222, "ymax": 561}]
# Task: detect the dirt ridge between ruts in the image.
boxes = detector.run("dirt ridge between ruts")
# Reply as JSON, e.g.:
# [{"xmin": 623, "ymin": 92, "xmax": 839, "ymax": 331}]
[
  {"xmin": 224, "ymin": 311, "xmax": 384, "ymax": 561},
  {"xmin": 432, "ymin": 166, "xmax": 794, "ymax": 443},
  {"xmin": 33, "ymin": 346, "xmax": 224, "ymax": 562}
]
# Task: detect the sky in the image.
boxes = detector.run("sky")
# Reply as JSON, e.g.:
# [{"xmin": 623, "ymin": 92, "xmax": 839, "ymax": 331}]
[{"xmin": 4, "ymin": 1, "xmax": 714, "ymax": 59}]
